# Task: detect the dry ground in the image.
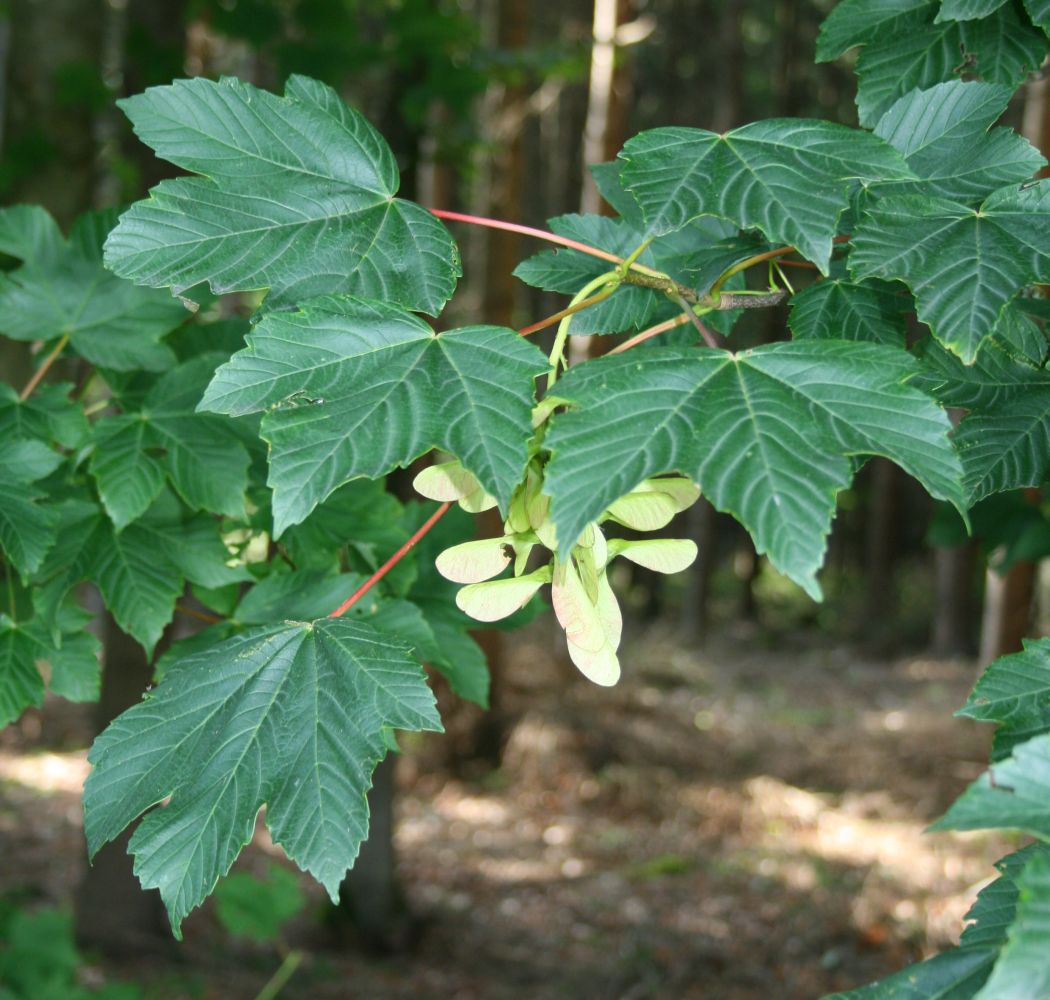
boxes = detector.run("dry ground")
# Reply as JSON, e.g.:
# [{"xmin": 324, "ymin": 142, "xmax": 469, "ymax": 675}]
[{"xmin": 0, "ymin": 619, "xmax": 1015, "ymax": 999}]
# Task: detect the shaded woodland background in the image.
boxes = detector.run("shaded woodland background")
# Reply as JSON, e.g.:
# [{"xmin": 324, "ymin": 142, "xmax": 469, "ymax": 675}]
[
  {"xmin": 6, "ymin": 0, "xmax": 1041, "ymax": 660},
  {"xmin": 2, "ymin": 1, "xmax": 1050, "ymax": 997}
]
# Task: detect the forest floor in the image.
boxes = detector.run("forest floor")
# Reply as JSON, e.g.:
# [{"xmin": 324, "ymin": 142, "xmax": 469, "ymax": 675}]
[{"xmin": 0, "ymin": 616, "xmax": 1017, "ymax": 1000}]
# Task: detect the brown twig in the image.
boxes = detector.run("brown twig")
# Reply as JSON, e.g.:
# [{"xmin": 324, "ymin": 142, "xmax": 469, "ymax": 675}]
[
  {"xmin": 674, "ymin": 293, "xmax": 721, "ymax": 349},
  {"xmin": 175, "ymin": 603, "xmax": 223, "ymax": 624},
  {"xmin": 19, "ymin": 333, "xmax": 70, "ymax": 401}
]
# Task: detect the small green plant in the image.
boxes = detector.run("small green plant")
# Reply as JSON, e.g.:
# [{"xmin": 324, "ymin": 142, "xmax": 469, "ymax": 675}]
[
  {"xmin": 1, "ymin": 1, "xmax": 1050, "ymax": 994},
  {"xmin": 0, "ymin": 904, "xmax": 140, "ymax": 1000},
  {"xmin": 214, "ymin": 865, "xmax": 306, "ymax": 1000}
]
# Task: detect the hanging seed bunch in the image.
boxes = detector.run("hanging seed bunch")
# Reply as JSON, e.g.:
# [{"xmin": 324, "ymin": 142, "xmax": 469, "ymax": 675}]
[{"xmin": 415, "ymin": 406, "xmax": 699, "ymax": 686}]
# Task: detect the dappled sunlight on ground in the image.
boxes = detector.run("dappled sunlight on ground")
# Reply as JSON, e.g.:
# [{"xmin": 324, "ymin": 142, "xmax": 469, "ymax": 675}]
[
  {"xmin": 0, "ymin": 626, "xmax": 1011, "ymax": 998},
  {"xmin": 0, "ymin": 749, "xmax": 88, "ymax": 794}
]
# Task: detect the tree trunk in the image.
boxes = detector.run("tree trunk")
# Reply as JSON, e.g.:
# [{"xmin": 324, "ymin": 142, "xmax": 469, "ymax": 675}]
[
  {"xmin": 710, "ymin": 0, "xmax": 743, "ymax": 132},
  {"xmin": 6, "ymin": 0, "xmax": 104, "ymax": 224},
  {"xmin": 571, "ymin": 0, "xmax": 637, "ymax": 365},
  {"xmin": 75, "ymin": 614, "xmax": 170, "ymax": 953},
  {"xmin": 481, "ymin": 0, "xmax": 528, "ymax": 329},
  {"xmin": 979, "ymin": 558, "xmax": 1036, "ymax": 667},
  {"xmin": 580, "ymin": 0, "xmax": 634, "ymax": 215},
  {"xmin": 931, "ymin": 542, "xmax": 977, "ymax": 658},
  {"xmin": 736, "ymin": 537, "xmax": 761, "ymax": 622},
  {"xmin": 681, "ymin": 498, "xmax": 717, "ymax": 642},
  {"xmin": 862, "ymin": 458, "xmax": 898, "ymax": 652},
  {"xmin": 334, "ymin": 755, "xmax": 414, "ymax": 953}
]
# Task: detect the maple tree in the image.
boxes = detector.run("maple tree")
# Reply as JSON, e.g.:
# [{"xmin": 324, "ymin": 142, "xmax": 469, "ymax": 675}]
[{"xmin": 2, "ymin": 0, "xmax": 1050, "ymax": 994}]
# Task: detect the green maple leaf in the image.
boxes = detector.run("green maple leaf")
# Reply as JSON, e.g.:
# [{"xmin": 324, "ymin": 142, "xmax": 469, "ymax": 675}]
[
  {"xmin": 974, "ymin": 852, "xmax": 1050, "ymax": 1000},
  {"xmin": 815, "ymin": 0, "xmax": 937, "ymax": 62},
  {"xmin": 960, "ymin": 846, "xmax": 1041, "ymax": 951},
  {"xmin": 827, "ymin": 845, "xmax": 1047, "ymax": 999},
  {"xmin": 960, "ymin": 637, "xmax": 1050, "ymax": 760},
  {"xmin": 233, "ymin": 562, "xmax": 488, "ymax": 706},
  {"xmin": 280, "ymin": 480, "xmax": 416, "ymax": 595},
  {"xmin": 818, "ymin": 0, "xmax": 1048, "ymax": 126},
  {"xmin": 544, "ymin": 342, "xmax": 963, "ymax": 599},
  {"xmin": 914, "ymin": 337, "xmax": 1050, "ymax": 502},
  {"xmin": 79, "ymin": 519, "xmax": 185, "ymax": 656},
  {"xmin": 589, "ymin": 161, "xmax": 646, "ymax": 226},
  {"xmin": 233, "ymin": 570, "xmax": 364, "ymax": 625},
  {"xmin": 995, "ymin": 300, "xmax": 1050, "ymax": 367},
  {"xmin": 0, "ymin": 619, "xmax": 46, "ymax": 727},
  {"xmin": 43, "ymin": 495, "xmax": 247, "ymax": 655},
  {"xmin": 0, "ymin": 203, "xmax": 66, "ymax": 261},
  {"xmin": 83, "ymin": 617, "xmax": 441, "ymax": 934},
  {"xmin": 200, "ymin": 296, "xmax": 547, "ymax": 536},
  {"xmin": 850, "ymin": 180, "xmax": 1050, "ymax": 362},
  {"xmin": 788, "ymin": 277, "xmax": 908, "ymax": 346},
  {"xmin": 0, "ymin": 590, "xmax": 101, "ymax": 726},
  {"xmin": 104, "ymin": 75, "xmax": 459, "ymax": 315},
  {"xmin": 873, "ymin": 81, "xmax": 1046, "ymax": 202},
  {"xmin": 854, "ymin": 6, "xmax": 1048, "ymax": 127},
  {"xmin": 89, "ymin": 356, "xmax": 251, "ymax": 529},
  {"xmin": 0, "ymin": 206, "xmax": 186, "ymax": 372},
  {"xmin": 938, "ymin": 0, "xmax": 1011, "ymax": 19},
  {"xmin": 0, "ymin": 440, "xmax": 62, "ymax": 579},
  {"xmin": 0, "ymin": 383, "xmax": 88, "ymax": 449},
  {"xmin": 933, "ymin": 732, "xmax": 1050, "ymax": 838},
  {"xmin": 618, "ymin": 120, "xmax": 914, "ymax": 272},
  {"xmin": 1025, "ymin": 0, "xmax": 1050, "ymax": 30}
]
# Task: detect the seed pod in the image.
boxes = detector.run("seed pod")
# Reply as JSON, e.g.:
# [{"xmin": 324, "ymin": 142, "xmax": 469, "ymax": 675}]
[
  {"xmin": 413, "ymin": 460, "xmax": 481, "ymax": 502},
  {"xmin": 456, "ymin": 566, "xmax": 551, "ymax": 622},
  {"xmin": 435, "ymin": 537, "xmax": 512, "ymax": 584},
  {"xmin": 606, "ymin": 537, "xmax": 698, "ymax": 575}
]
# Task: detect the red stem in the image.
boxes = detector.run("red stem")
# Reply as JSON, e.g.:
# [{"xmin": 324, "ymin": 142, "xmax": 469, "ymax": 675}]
[
  {"xmin": 328, "ymin": 501, "xmax": 452, "ymax": 618},
  {"xmin": 430, "ymin": 209, "xmax": 624, "ymax": 267},
  {"xmin": 610, "ymin": 314, "xmax": 691, "ymax": 354}
]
